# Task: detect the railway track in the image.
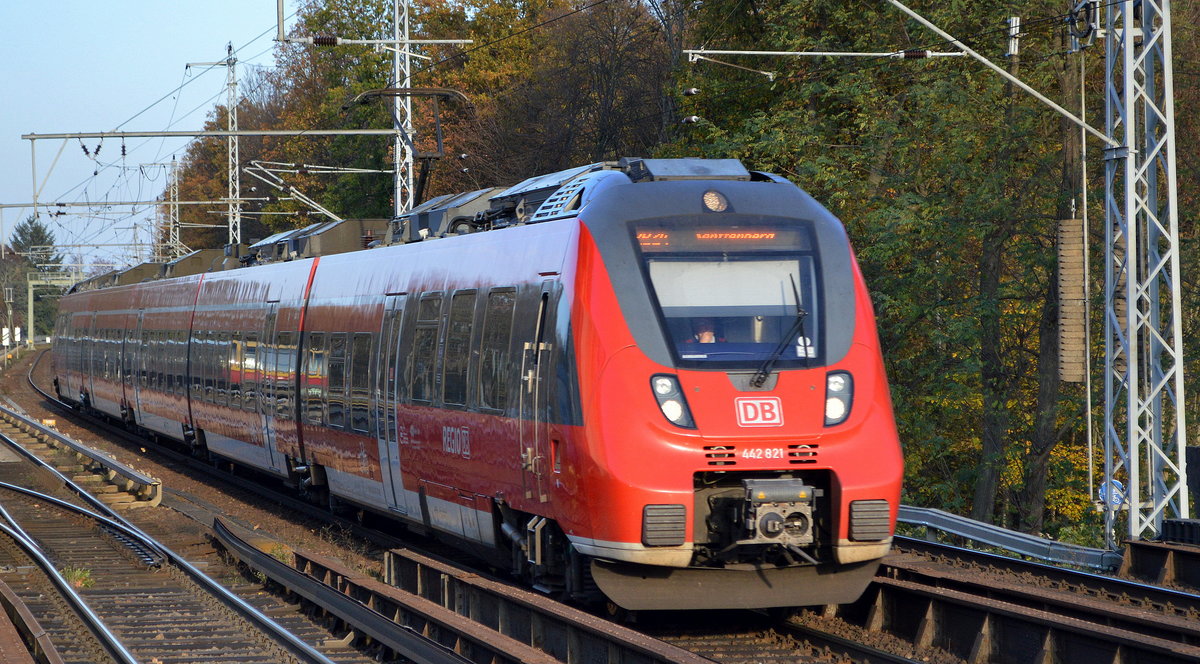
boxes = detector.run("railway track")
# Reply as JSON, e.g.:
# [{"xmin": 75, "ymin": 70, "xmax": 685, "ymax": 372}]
[
  {"xmin": 19, "ymin": 350, "xmax": 926, "ymax": 663},
  {"xmin": 19, "ymin": 348, "xmax": 1200, "ymax": 663},
  {"xmin": 0, "ymin": 425, "xmax": 355, "ymax": 664},
  {"xmin": 810, "ymin": 536, "xmax": 1200, "ymax": 663}
]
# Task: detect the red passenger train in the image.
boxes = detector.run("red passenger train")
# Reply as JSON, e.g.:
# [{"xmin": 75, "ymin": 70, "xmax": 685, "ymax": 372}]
[{"xmin": 52, "ymin": 158, "xmax": 902, "ymax": 610}]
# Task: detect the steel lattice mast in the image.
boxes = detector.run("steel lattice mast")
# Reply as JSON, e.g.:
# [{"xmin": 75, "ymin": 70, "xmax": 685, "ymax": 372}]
[
  {"xmin": 1103, "ymin": 0, "xmax": 1187, "ymax": 545},
  {"xmin": 188, "ymin": 44, "xmax": 240, "ymax": 245},
  {"xmin": 393, "ymin": 0, "xmax": 414, "ymax": 216}
]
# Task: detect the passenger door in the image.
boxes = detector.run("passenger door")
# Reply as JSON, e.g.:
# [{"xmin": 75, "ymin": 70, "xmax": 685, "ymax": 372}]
[
  {"xmin": 260, "ymin": 304, "xmax": 284, "ymax": 472},
  {"xmin": 84, "ymin": 313, "xmax": 98, "ymax": 405},
  {"xmin": 375, "ymin": 294, "xmax": 408, "ymax": 513},
  {"xmin": 519, "ymin": 283, "xmax": 555, "ymax": 503},
  {"xmin": 131, "ymin": 312, "xmax": 145, "ymax": 423}
]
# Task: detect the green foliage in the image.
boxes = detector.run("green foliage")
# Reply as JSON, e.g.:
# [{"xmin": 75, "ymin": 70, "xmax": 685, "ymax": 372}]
[
  {"xmin": 59, "ymin": 565, "xmax": 94, "ymax": 589},
  {"xmin": 155, "ymin": 0, "xmax": 1200, "ymax": 536},
  {"xmin": 11, "ymin": 215, "xmax": 62, "ymax": 270},
  {"xmin": 2, "ymin": 215, "xmax": 61, "ymax": 338},
  {"xmin": 666, "ymin": 0, "xmax": 1109, "ymax": 532}
]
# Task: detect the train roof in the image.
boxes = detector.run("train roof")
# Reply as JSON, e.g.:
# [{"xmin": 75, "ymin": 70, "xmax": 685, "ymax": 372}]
[{"xmin": 67, "ymin": 157, "xmax": 785, "ymax": 294}]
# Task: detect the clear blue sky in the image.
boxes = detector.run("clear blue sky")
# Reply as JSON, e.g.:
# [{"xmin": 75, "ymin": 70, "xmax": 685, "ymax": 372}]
[{"xmin": 0, "ymin": 1, "xmax": 296, "ymax": 270}]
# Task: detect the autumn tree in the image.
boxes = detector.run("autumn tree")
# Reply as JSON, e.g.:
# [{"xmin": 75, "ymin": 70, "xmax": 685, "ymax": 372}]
[
  {"xmin": 668, "ymin": 0, "xmax": 1093, "ymax": 534},
  {"xmin": 155, "ymin": 0, "xmax": 1200, "ymax": 540},
  {"xmin": 8, "ymin": 216, "xmax": 62, "ymax": 337}
]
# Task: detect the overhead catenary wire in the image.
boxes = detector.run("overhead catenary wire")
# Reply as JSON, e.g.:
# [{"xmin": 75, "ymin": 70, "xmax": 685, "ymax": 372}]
[{"xmin": 37, "ymin": 12, "xmax": 300, "ymax": 268}]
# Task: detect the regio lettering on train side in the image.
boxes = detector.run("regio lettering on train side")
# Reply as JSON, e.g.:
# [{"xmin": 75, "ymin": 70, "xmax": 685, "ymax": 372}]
[{"xmin": 442, "ymin": 425, "xmax": 471, "ymax": 458}]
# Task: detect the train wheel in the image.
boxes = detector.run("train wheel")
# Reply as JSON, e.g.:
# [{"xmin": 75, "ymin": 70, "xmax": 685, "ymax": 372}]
[{"xmin": 604, "ymin": 601, "xmax": 635, "ymax": 624}]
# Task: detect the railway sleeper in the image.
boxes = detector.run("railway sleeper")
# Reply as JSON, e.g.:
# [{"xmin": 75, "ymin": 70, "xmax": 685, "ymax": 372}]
[{"xmin": 0, "ymin": 413, "xmax": 153, "ymax": 509}]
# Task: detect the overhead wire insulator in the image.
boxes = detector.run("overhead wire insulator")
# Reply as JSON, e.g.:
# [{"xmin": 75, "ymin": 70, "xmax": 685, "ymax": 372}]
[
  {"xmin": 312, "ymin": 35, "xmax": 339, "ymax": 46},
  {"xmin": 900, "ymin": 50, "xmax": 930, "ymax": 59}
]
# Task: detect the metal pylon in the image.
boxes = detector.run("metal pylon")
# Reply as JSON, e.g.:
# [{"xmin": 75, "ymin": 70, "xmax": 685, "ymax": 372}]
[
  {"xmin": 1103, "ymin": 0, "xmax": 1187, "ymax": 545},
  {"xmin": 393, "ymin": 0, "xmax": 414, "ymax": 216}
]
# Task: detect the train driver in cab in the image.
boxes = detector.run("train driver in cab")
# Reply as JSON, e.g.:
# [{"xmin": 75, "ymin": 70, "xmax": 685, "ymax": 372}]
[{"xmin": 689, "ymin": 317, "xmax": 723, "ymax": 344}]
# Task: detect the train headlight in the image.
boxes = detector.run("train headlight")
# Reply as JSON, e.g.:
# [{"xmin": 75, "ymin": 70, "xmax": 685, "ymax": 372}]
[
  {"xmin": 661, "ymin": 399, "xmax": 685, "ymax": 422},
  {"xmin": 825, "ymin": 398, "xmax": 847, "ymax": 422},
  {"xmin": 702, "ymin": 190, "xmax": 729, "ymax": 212},
  {"xmin": 649, "ymin": 374, "xmax": 696, "ymax": 429},
  {"xmin": 824, "ymin": 371, "xmax": 853, "ymax": 426}
]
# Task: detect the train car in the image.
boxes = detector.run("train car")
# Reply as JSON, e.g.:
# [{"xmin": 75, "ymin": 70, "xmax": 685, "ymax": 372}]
[{"xmin": 52, "ymin": 158, "xmax": 903, "ymax": 611}]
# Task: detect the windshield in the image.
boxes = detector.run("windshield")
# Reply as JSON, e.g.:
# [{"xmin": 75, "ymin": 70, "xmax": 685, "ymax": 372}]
[{"xmin": 636, "ymin": 220, "xmax": 821, "ymax": 368}]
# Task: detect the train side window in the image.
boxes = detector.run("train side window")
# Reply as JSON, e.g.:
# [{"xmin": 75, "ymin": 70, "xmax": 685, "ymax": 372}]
[
  {"xmin": 443, "ymin": 291, "xmax": 476, "ymax": 407},
  {"xmin": 350, "ymin": 332, "xmax": 372, "ymax": 433},
  {"xmin": 244, "ymin": 332, "xmax": 259, "ymax": 412},
  {"xmin": 304, "ymin": 332, "xmax": 327, "ymax": 425},
  {"xmin": 276, "ymin": 331, "xmax": 297, "ymax": 419},
  {"xmin": 479, "ymin": 289, "xmax": 516, "ymax": 412},
  {"xmin": 328, "ymin": 333, "xmax": 348, "ymax": 429},
  {"xmin": 410, "ymin": 294, "xmax": 443, "ymax": 404}
]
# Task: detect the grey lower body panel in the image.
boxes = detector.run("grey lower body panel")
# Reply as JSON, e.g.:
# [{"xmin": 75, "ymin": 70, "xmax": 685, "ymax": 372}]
[{"xmin": 591, "ymin": 557, "xmax": 880, "ymax": 611}]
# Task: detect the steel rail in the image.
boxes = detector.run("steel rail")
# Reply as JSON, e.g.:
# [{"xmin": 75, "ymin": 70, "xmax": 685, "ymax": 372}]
[
  {"xmin": 29, "ymin": 353, "xmax": 715, "ymax": 664},
  {"xmin": 0, "ymin": 405, "xmax": 161, "ymax": 507},
  {"xmin": 213, "ymin": 519, "xmax": 478, "ymax": 664},
  {"xmin": 894, "ymin": 535, "xmax": 1200, "ymax": 616},
  {"xmin": 0, "ymin": 518, "xmax": 136, "ymax": 664},
  {"xmin": 0, "ymin": 387, "xmax": 339, "ymax": 664},
  {"xmin": 0, "ymin": 480, "xmax": 165, "ymax": 565},
  {"xmin": 778, "ymin": 621, "xmax": 923, "ymax": 664},
  {"xmin": 0, "ymin": 579, "xmax": 64, "ymax": 664}
]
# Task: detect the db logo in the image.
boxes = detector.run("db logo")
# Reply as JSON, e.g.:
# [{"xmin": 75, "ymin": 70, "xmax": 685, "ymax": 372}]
[{"xmin": 735, "ymin": 397, "xmax": 784, "ymax": 427}]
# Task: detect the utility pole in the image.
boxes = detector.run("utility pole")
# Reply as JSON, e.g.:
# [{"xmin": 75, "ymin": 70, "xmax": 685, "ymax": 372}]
[
  {"xmin": 3, "ymin": 287, "xmax": 12, "ymax": 369},
  {"xmin": 188, "ymin": 44, "xmax": 241, "ymax": 246},
  {"xmin": 143, "ymin": 159, "xmax": 185, "ymax": 262},
  {"xmin": 883, "ymin": 0, "xmax": 1184, "ymax": 542},
  {"xmin": 27, "ymin": 270, "xmax": 79, "ymax": 347},
  {"xmin": 1102, "ymin": 0, "xmax": 1186, "ymax": 545},
  {"xmin": 275, "ymin": 0, "xmax": 471, "ymax": 216},
  {"xmin": 394, "ymin": 0, "xmax": 413, "ymax": 216}
]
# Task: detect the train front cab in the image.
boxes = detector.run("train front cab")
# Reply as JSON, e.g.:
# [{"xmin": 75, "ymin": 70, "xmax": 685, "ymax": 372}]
[{"xmin": 570, "ymin": 176, "xmax": 904, "ymax": 611}]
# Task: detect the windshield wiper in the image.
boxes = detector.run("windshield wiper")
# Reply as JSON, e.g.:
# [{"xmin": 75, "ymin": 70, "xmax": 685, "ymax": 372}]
[{"xmin": 751, "ymin": 276, "xmax": 808, "ymax": 388}]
